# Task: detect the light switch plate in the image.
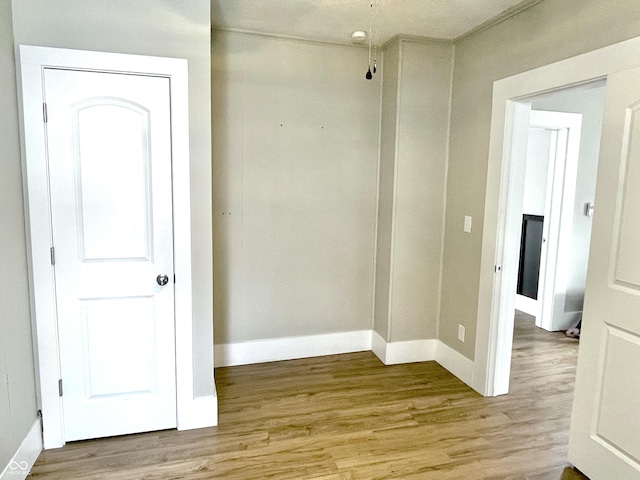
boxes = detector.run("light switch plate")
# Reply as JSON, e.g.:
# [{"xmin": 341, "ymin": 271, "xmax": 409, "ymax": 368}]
[
  {"xmin": 458, "ymin": 324, "xmax": 466, "ymax": 342},
  {"xmin": 464, "ymin": 215, "xmax": 472, "ymax": 233}
]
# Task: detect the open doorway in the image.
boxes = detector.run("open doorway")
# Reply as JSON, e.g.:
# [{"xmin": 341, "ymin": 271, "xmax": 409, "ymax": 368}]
[
  {"xmin": 508, "ymin": 82, "xmax": 607, "ymax": 389},
  {"xmin": 471, "ymin": 70, "xmax": 617, "ymax": 397},
  {"xmin": 515, "ymin": 108, "xmax": 583, "ymax": 333},
  {"xmin": 514, "ymin": 82, "xmax": 607, "ymax": 339}
]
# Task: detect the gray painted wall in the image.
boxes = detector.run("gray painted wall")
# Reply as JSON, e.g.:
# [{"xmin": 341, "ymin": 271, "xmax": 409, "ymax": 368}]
[
  {"xmin": 374, "ymin": 39, "xmax": 400, "ymax": 341},
  {"xmin": 211, "ymin": 31, "xmax": 380, "ymax": 344},
  {"xmin": 375, "ymin": 38, "xmax": 453, "ymax": 343},
  {"xmin": 441, "ymin": 0, "xmax": 640, "ymax": 359},
  {"xmin": 0, "ymin": 0, "xmax": 37, "ymax": 469},
  {"xmin": 212, "ymin": 32, "xmax": 453, "ymax": 347},
  {"xmin": 390, "ymin": 40, "xmax": 451, "ymax": 342}
]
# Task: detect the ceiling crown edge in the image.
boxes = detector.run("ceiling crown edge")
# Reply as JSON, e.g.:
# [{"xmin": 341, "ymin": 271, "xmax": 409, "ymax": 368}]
[
  {"xmin": 453, "ymin": 0, "xmax": 544, "ymax": 43},
  {"xmin": 211, "ymin": 27, "xmax": 370, "ymax": 49},
  {"xmin": 382, "ymin": 34, "xmax": 454, "ymax": 51}
]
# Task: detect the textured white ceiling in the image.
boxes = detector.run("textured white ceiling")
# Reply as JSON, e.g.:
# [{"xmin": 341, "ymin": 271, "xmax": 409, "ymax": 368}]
[{"xmin": 211, "ymin": 0, "xmax": 535, "ymax": 44}]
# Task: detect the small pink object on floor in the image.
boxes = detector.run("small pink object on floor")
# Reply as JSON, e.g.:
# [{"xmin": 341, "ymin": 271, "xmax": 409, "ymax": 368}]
[{"xmin": 566, "ymin": 327, "xmax": 580, "ymax": 338}]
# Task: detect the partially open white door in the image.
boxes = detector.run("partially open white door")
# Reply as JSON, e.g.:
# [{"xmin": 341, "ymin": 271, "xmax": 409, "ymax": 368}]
[
  {"xmin": 530, "ymin": 111, "xmax": 582, "ymax": 332},
  {"xmin": 568, "ymin": 66, "xmax": 640, "ymax": 479},
  {"xmin": 44, "ymin": 68, "xmax": 177, "ymax": 441}
]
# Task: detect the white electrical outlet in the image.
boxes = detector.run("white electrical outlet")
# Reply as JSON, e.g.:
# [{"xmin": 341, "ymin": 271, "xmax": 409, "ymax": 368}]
[
  {"xmin": 458, "ymin": 324, "xmax": 466, "ymax": 343},
  {"xmin": 464, "ymin": 215, "xmax": 472, "ymax": 233}
]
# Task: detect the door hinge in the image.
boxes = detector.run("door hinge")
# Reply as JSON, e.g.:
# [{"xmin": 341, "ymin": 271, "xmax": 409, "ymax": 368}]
[
  {"xmin": 50, "ymin": 247, "xmax": 55, "ymax": 265},
  {"xmin": 174, "ymin": 274, "xmax": 176, "ymax": 284},
  {"xmin": 38, "ymin": 409, "xmax": 43, "ymax": 434},
  {"xmin": 58, "ymin": 379, "xmax": 63, "ymax": 397},
  {"xmin": 43, "ymin": 102, "xmax": 48, "ymax": 123}
]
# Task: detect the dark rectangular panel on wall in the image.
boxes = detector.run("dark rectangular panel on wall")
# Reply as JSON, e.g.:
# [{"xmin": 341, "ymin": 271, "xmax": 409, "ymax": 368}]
[{"xmin": 517, "ymin": 214, "xmax": 544, "ymax": 299}]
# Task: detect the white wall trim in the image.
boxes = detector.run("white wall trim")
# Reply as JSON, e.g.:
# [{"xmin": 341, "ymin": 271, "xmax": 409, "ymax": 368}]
[
  {"xmin": 216, "ymin": 331, "xmax": 472, "ymax": 371},
  {"xmin": 382, "ymin": 339, "xmax": 438, "ymax": 365},
  {"xmin": 371, "ymin": 331, "xmax": 388, "ymax": 363},
  {"xmin": 18, "ymin": 45, "xmax": 209, "ymax": 447},
  {"xmin": 0, "ymin": 419, "xmax": 42, "ymax": 480},
  {"xmin": 435, "ymin": 341, "xmax": 474, "ymax": 388},
  {"xmin": 177, "ymin": 395, "xmax": 218, "ymax": 430},
  {"xmin": 373, "ymin": 334, "xmax": 473, "ymax": 386},
  {"xmin": 215, "ymin": 331, "xmax": 373, "ymax": 367},
  {"xmin": 216, "ymin": 331, "xmax": 476, "ymax": 392},
  {"xmin": 371, "ymin": 331, "xmax": 438, "ymax": 365}
]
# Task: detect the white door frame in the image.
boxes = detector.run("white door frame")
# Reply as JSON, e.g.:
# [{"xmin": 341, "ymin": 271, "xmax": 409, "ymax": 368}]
[
  {"xmin": 473, "ymin": 35, "xmax": 640, "ymax": 397},
  {"xmin": 19, "ymin": 46, "xmax": 200, "ymax": 448}
]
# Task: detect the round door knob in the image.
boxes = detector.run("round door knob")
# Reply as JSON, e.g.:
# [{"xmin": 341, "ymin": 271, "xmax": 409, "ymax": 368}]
[{"xmin": 156, "ymin": 274, "xmax": 169, "ymax": 286}]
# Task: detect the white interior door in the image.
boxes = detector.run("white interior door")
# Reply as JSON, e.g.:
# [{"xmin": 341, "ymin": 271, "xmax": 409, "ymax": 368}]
[
  {"xmin": 44, "ymin": 68, "xmax": 177, "ymax": 441},
  {"xmin": 568, "ymin": 66, "xmax": 640, "ymax": 479},
  {"xmin": 532, "ymin": 111, "xmax": 582, "ymax": 332},
  {"xmin": 515, "ymin": 111, "xmax": 583, "ymax": 329},
  {"xmin": 514, "ymin": 126, "xmax": 552, "ymax": 319}
]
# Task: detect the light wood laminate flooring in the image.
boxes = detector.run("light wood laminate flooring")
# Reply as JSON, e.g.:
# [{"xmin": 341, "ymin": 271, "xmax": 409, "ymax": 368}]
[{"xmin": 30, "ymin": 312, "xmax": 588, "ymax": 479}]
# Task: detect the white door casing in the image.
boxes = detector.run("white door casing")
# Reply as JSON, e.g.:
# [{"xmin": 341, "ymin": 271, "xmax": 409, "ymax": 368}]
[
  {"xmin": 568, "ymin": 65, "xmax": 640, "ymax": 480},
  {"xmin": 20, "ymin": 46, "xmax": 216, "ymax": 449},
  {"xmin": 44, "ymin": 68, "xmax": 176, "ymax": 441}
]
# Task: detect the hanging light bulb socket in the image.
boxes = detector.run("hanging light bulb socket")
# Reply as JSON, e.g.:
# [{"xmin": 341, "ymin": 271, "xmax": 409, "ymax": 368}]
[{"xmin": 365, "ymin": 0, "xmax": 380, "ymax": 80}]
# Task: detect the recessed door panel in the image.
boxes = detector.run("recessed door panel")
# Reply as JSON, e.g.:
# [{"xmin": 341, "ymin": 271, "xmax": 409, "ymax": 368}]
[
  {"xmin": 75, "ymin": 101, "xmax": 153, "ymax": 262},
  {"xmin": 594, "ymin": 326, "xmax": 640, "ymax": 465},
  {"xmin": 81, "ymin": 297, "xmax": 156, "ymax": 399},
  {"xmin": 614, "ymin": 102, "xmax": 640, "ymax": 289}
]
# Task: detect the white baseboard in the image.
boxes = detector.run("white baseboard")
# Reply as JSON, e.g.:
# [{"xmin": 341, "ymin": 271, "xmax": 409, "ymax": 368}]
[
  {"xmin": 177, "ymin": 394, "xmax": 218, "ymax": 430},
  {"xmin": 371, "ymin": 331, "xmax": 437, "ymax": 365},
  {"xmin": 386, "ymin": 339, "xmax": 437, "ymax": 365},
  {"xmin": 371, "ymin": 331, "xmax": 387, "ymax": 363},
  {"xmin": 215, "ymin": 330, "xmax": 373, "ymax": 367},
  {"xmin": 1, "ymin": 418, "xmax": 42, "ymax": 480},
  {"xmin": 216, "ymin": 330, "xmax": 475, "ymax": 393},
  {"xmin": 435, "ymin": 341, "xmax": 474, "ymax": 388}
]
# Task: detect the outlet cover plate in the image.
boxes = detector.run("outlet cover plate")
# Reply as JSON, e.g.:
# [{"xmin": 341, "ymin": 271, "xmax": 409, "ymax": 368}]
[{"xmin": 464, "ymin": 216, "xmax": 472, "ymax": 233}]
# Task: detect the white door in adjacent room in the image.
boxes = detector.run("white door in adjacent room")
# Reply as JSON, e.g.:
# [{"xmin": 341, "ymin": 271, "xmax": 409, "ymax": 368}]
[
  {"xmin": 44, "ymin": 68, "xmax": 177, "ymax": 441},
  {"xmin": 568, "ymin": 65, "xmax": 640, "ymax": 479}
]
